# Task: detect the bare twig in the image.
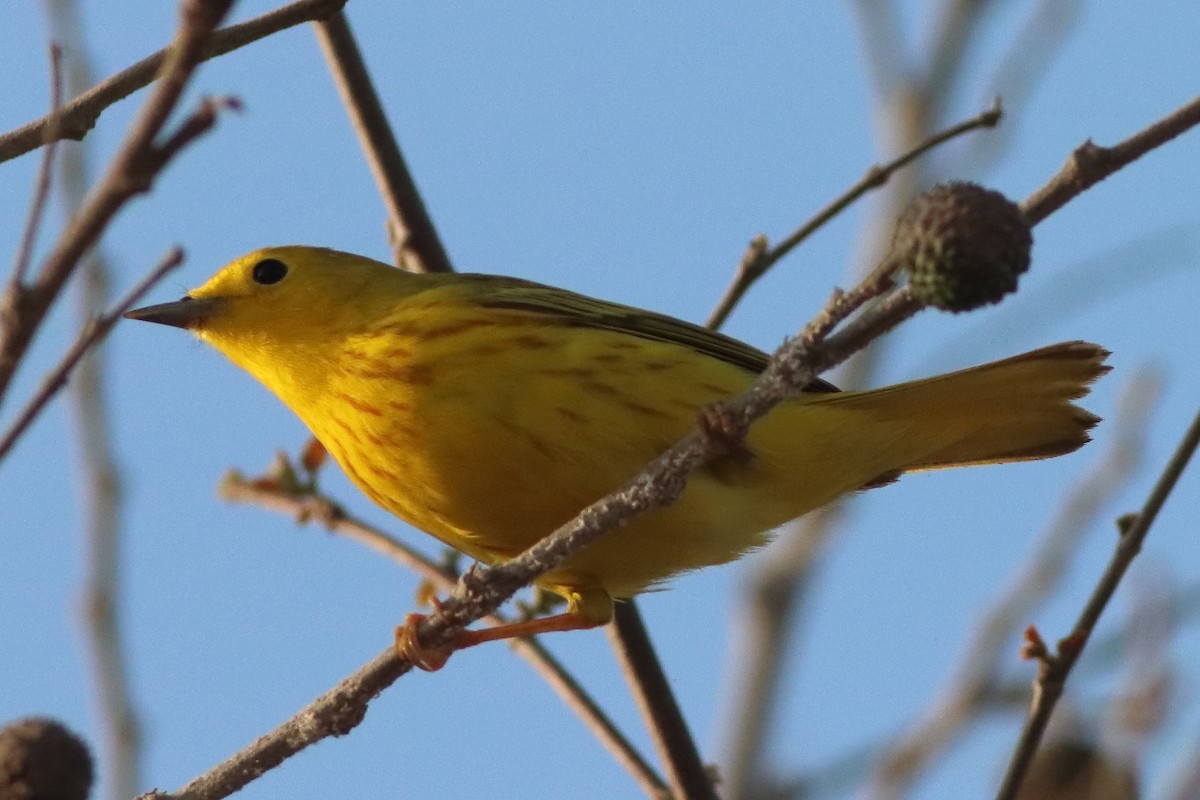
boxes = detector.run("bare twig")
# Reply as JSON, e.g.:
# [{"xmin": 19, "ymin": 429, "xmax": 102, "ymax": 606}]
[
  {"xmin": 0, "ymin": 249, "xmax": 184, "ymax": 463},
  {"xmin": 1022, "ymin": 93, "xmax": 1200, "ymax": 226},
  {"xmin": 864, "ymin": 371, "xmax": 1161, "ymax": 798},
  {"xmin": 704, "ymin": 100, "xmax": 1002, "ymax": 330},
  {"xmin": 217, "ymin": 472, "xmax": 668, "ymax": 799},
  {"xmin": 10, "ymin": 46, "xmax": 64, "ymax": 289},
  {"xmin": 0, "ymin": 0, "xmax": 347, "ymax": 165},
  {"xmin": 995, "ymin": 406, "xmax": 1200, "ymax": 799},
  {"xmin": 0, "ymin": 0, "xmax": 235, "ymax": 409},
  {"xmin": 312, "ymin": 11, "xmax": 454, "ymax": 274},
  {"xmin": 608, "ymin": 604, "xmax": 715, "ymax": 800}
]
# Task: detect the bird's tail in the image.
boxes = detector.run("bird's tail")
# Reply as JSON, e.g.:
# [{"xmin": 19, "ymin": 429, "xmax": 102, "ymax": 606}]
[{"xmin": 808, "ymin": 340, "xmax": 1110, "ymax": 474}]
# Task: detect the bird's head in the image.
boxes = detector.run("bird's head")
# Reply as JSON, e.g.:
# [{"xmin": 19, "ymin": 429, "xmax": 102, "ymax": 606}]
[
  {"xmin": 125, "ymin": 246, "xmax": 412, "ymax": 396},
  {"xmin": 126, "ymin": 246, "xmax": 403, "ymax": 340}
]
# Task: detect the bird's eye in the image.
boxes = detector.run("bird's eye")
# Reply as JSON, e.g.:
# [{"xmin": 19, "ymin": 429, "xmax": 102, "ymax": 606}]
[{"xmin": 252, "ymin": 258, "xmax": 288, "ymax": 285}]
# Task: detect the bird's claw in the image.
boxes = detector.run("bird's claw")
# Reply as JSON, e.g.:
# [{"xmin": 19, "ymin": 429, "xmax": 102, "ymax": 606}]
[{"xmin": 395, "ymin": 612, "xmax": 453, "ymax": 672}]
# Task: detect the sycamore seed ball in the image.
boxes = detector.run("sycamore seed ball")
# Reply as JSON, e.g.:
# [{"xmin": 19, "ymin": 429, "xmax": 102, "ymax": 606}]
[
  {"xmin": 0, "ymin": 717, "xmax": 94, "ymax": 800},
  {"xmin": 895, "ymin": 181, "xmax": 1033, "ymax": 312}
]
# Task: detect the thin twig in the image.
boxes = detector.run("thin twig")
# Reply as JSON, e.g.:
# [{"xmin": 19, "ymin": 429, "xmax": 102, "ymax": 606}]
[
  {"xmin": 0, "ymin": 0, "xmax": 235, "ymax": 410},
  {"xmin": 864, "ymin": 371, "xmax": 1161, "ymax": 798},
  {"xmin": 0, "ymin": 0, "xmax": 347, "ymax": 166},
  {"xmin": 10, "ymin": 45, "xmax": 64, "ymax": 289},
  {"xmin": 704, "ymin": 100, "xmax": 1002, "ymax": 330},
  {"xmin": 1021, "ymin": 92, "xmax": 1200, "ymax": 226},
  {"xmin": 0, "ymin": 249, "xmax": 185, "ymax": 463},
  {"xmin": 995, "ymin": 406, "xmax": 1200, "ymax": 800},
  {"xmin": 608, "ymin": 604, "xmax": 715, "ymax": 800},
  {"xmin": 217, "ymin": 472, "xmax": 668, "ymax": 799},
  {"xmin": 312, "ymin": 11, "xmax": 454, "ymax": 274}
]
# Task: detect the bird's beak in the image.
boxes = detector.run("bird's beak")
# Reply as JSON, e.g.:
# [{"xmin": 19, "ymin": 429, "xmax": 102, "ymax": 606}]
[{"xmin": 123, "ymin": 296, "xmax": 223, "ymax": 330}]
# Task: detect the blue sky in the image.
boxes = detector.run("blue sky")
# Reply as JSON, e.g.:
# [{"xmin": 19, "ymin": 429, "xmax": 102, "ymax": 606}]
[{"xmin": 2, "ymin": 3, "xmax": 1199, "ymax": 799}]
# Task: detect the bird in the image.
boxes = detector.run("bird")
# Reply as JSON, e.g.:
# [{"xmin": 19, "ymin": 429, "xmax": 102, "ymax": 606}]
[{"xmin": 125, "ymin": 246, "xmax": 1109, "ymax": 666}]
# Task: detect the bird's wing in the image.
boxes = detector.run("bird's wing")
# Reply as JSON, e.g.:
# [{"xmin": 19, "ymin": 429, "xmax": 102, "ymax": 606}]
[{"xmin": 458, "ymin": 275, "xmax": 839, "ymax": 393}]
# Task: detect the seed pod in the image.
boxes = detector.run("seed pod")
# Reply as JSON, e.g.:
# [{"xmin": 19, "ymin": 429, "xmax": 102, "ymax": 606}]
[{"xmin": 894, "ymin": 182, "xmax": 1032, "ymax": 312}]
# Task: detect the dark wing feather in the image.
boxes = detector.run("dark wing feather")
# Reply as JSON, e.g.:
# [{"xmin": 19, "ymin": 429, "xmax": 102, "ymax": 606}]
[{"xmin": 458, "ymin": 274, "xmax": 839, "ymax": 393}]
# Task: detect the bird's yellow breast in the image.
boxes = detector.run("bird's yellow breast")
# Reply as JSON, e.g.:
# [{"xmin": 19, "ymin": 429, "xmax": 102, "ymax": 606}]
[{"xmin": 301, "ymin": 292, "xmax": 764, "ymax": 575}]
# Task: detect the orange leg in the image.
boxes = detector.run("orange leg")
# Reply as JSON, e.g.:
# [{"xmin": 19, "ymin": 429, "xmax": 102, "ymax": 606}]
[{"xmin": 395, "ymin": 610, "xmax": 602, "ymax": 672}]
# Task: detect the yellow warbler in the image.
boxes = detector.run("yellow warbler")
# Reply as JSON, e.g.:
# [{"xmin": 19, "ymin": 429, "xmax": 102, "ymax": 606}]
[{"xmin": 126, "ymin": 247, "xmax": 1108, "ymax": 658}]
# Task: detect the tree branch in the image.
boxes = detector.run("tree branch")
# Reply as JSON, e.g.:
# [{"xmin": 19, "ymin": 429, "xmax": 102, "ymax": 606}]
[
  {"xmin": 0, "ymin": 0, "xmax": 347, "ymax": 166},
  {"xmin": 0, "ymin": 0, "xmax": 235, "ymax": 409},
  {"xmin": 1021, "ymin": 93, "xmax": 1200, "ymax": 226}
]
